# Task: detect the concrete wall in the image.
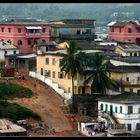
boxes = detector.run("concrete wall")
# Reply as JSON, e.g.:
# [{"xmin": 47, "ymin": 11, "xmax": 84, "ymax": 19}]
[
  {"xmin": 98, "ymin": 101, "xmax": 140, "ymax": 131},
  {"xmin": 29, "ymin": 71, "xmax": 72, "ymax": 104}
]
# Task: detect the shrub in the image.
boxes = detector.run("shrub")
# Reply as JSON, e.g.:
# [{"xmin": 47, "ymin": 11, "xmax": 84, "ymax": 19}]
[
  {"xmin": 0, "ymin": 101, "xmax": 41, "ymax": 121},
  {"xmin": 0, "ymin": 83, "xmax": 33, "ymax": 99}
]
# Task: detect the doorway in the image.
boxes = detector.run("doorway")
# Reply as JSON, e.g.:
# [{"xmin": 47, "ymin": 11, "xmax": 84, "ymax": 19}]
[
  {"xmin": 127, "ymin": 124, "xmax": 132, "ymax": 131},
  {"xmin": 110, "ymin": 105, "xmax": 113, "ymax": 116}
]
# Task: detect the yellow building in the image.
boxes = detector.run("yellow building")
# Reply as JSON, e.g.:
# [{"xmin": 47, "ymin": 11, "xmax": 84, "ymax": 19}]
[
  {"xmin": 115, "ymin": 43, "xmax": 140, "ymax": 56},
  {"xmin": 36, "ymin": 42, "xmax": 103, "ymax": 95},
  {"xmin": 109, "ymin": 65, "xmax": 140, "ymax": 94}
]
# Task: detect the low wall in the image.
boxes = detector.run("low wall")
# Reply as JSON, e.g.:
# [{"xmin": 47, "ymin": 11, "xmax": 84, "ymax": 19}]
[{"xmin": 29, "ymin": 71, "xmax": 72, "ymax": 105}]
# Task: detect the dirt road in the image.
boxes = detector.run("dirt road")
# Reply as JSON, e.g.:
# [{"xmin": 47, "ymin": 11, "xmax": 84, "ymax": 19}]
[{"xmin": 8, "ymin": 71, "xmax": 76, "ymax": 135}]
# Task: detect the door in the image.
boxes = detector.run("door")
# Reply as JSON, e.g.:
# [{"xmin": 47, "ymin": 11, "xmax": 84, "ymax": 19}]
[
  {"xmin": 110, "ymin": 105, "xmax": 113, "ymax": 116},
  {"xmin": 82, "ymin": 87, "xmax": 85, "ymax": 95},
  {"xmin": 41, "ymin": 68, "xmax": 43, "ymax": 75},
  {"xmin": 127, "ymin": 124, "xmax": 131, "ymax": 131}
]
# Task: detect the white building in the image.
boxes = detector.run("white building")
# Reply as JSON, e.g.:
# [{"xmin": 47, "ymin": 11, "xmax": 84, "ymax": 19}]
[
  {"xmin": 98, "ymin": 93, "xmax": 140, "ymax": 132},
  {"xmin": 0, "ymin": 41, "xmax": 19, "ymax": 62}
]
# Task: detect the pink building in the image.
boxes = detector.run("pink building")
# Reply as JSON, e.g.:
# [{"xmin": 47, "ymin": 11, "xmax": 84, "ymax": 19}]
[
  {"xmin": 108, "ymin": 21, "xmax": 140, "ymax": 45},
  {"xmin": 0, "ymin": 18, "xmax": 50, "ymax": 53}
]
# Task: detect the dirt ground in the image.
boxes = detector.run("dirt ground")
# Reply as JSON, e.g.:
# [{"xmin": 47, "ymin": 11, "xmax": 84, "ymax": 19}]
[{"xmin": 7, "ymin": 70, "xmax": 85, "ymax": 136}]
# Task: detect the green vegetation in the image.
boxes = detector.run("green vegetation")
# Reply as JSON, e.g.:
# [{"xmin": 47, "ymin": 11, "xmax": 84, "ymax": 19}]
[
  {"xmin": 84, "ymin": 53, "xmax": 116, "ymax": 95},
  {"xmin": 0, "ymin": 4, "xmax": 140, "ymax": 26},
  {"xmin": 0, "ymin": 101, "xmax": 41, "ymax": 121},
  {"xmin": 0, "ymin": 83, "xmax": 33, "ymax": 99}
]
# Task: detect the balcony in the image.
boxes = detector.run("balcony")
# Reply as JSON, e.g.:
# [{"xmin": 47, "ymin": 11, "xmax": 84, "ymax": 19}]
[
  {"xmin": 25, "ymin": 33, "xmax": 41, "ymax": 38},
  {"xmin": 60, "ymin": 34, "xmax": 95, "ymax": 40}
]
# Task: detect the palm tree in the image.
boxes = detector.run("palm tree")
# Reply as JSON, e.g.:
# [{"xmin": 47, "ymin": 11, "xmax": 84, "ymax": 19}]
[
  {"xmin": 60, "ymin": 41, "xmax": 85, "ymax": 110},
  {"xmin": 84, "ymin": 52, "xmax": 115, "ymax": 95}
]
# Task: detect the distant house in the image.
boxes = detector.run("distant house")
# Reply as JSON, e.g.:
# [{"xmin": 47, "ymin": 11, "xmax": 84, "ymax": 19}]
[
  {"xmin": 115, "ymin": 43, "xmax": 140, "ymax": 56},
  {"xmin": 48, "ymin": 19, "xmax": 96, "ymax": 42},
  {"xmin": 0, "ymin": 18, "xmax": 50, "ymax": 53},
  {"xmin": 0, "ymin": 119, "xmax": 26, "ymax": 136},
  {"xmin": 98, "ymin": 93, "xmax": 140, "ymax": 132},
  {"xmin": 5, "ymin": 53, "xmax": 36, "ymax": 71},
  {"xmin": 108, "ymin": 20, "xmax": 140, "ymax": 45},
  {"xmin": 0, "ymin": 40, "xmax": 19, "ymax": 67}
]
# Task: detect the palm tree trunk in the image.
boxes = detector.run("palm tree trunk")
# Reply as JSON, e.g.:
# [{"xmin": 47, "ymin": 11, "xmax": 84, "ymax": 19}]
[{"xmin": 72, "ymin": 76, "xmax": 75, "ymax": 110}]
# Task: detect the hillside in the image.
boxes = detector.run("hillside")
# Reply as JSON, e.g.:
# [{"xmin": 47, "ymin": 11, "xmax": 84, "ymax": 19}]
[{"xmin": 0, "ymin": 3, "xmax": 140, "ymax": 26}]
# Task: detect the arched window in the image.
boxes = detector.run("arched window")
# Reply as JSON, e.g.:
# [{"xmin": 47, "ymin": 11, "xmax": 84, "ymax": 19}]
[{"xmin": 18, "ymin": 40, "xmax": 22, "ymax": 45}]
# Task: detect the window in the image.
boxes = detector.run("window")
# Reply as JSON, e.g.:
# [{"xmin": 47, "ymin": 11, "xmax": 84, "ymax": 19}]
[
  {"xmin": 45, "ymin": 70, "xmax": 51, "ymax": 77},
  {"xmin": 126, "ymin": 77, "xmax": 129, "ymax": 82},
  {"xmin": 59, "ymin": 59, "xmax": 63, "ymax": 67},
  {"xmin": 109, "ymin": 72, "xmax": 111, "ymax": 77},
  {"xmin": 58, "ymin": 72, "xmax": 63, "ymax": 79},
  {"xmin": 42, "ymin": 28, "xmax": 46, "ymax": 33},
  {"xmin": 27, "ymin": 40, "xmax": 31, "ymax": 45},
  {"xmin": 52, "ymin": 58, "xmax": 56, "ymax": 65},
  {"xmin": 18, "ymin": 28, "xmax": 22, "ymax": 33},
  {"xmin": 52, "ymin": 71, "xmax": 55, "ymax": 78},
  {"xmin": 33, "ymin": 40, "xmax": 37, "ymax": 44},
  {"xmin": 7, "ymin": 40, "xmax": 11, "ymax": 44},
  {"xmin": 127, "ymin": 124, "xmax": 131, "ymax": 131},
  {"xmin": 4, "ymin": 51, "xmax": 7, "ymax": 55},
  {"xmin": 115, "ymin": 107, "xmax": 118, "ymax": 113},
  {"xmin": 13, "ymin": 51, "xmax": 16, "ymax": 54},
  {"xmin": 42, "ymin": 39, "xmax": 46, "ymax": 42},
  {"xmin": 1, "ymin": 27, "xmax": 4, "ymax": 32},
  {"xmin": 130, "ymin": 53, "xmax": 132, "ymax": 56},
  {"xmin": 100, "ymin": 104, "xmax": 103, "ymax": 111},
  {"xmin": 68, "ymin": 87, "xmax": 71, "ymax": 93},
  {"xmin": 136, "ymin": 123, "xmax": 140, "ymax": 130},
  {"xmin": 119, "ymin": 27, "xmax": 121, "ymax": 33},
  {"xmin": 18, "ymin": 40, "xmax": 22, "ymax": 45},
  {"xmin": 138, "ymin": 108, "xmax": 140, "ymax": 113},
  {"xmin": 128, "ymin": 106, "xmax": 133, "ymax": 114},
  {"xmin": 137, "ymin": 77, "xmax": 140, "ymax": 81},
  {"xmin": 86, "ymin": 29, "xmax": 91, "ymax": 34},
  {"xmin": 77, "ymin": 30, "xmax": 80, "ymax": 35},
  {"xmin": 46, "ymin": 47, "xmax": 48, "ymax": 52},
  {"xmin": 8, "ymin": 28, "xmax": 11, "ymax": 33},
  {"xmin": 105, "ymin": 104, "xmax": 108, "ymax": 112},
  {"xmin": 137, "ymin": 90, "xmax": 140, "ymax": 94},
  {"xmin": 130, "ymin": 88, "xmax": 133, "ymax": 93},
  {"xmin": 111, "ymin": 27, "xmax": 114, "ymax": 32},
  {"xmin": 41, "ymin": 68, "xmax": 43, "ymax": 75},
  {"xmin": 134, "ymin": 52, "xmax": 137, "ymax": 56},
  {"xmin": 45, "ymin": 58, "xmax": 49, "ymax": 65},
  {"xmin": 120, "ymin": 106, "xmax": 123, "ymax": 113},
  {"xmin": 128, "ymin": 28, "xmax": 132, "ymax": 33}
]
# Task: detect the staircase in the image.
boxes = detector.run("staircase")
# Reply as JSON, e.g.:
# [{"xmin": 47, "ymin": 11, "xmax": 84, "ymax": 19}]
[{"xmin": 98, "ymin": 111, "xmax": 128, "ymax": 135}]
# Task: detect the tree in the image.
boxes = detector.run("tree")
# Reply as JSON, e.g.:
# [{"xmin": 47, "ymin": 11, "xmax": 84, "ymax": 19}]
[
  {"xmin": 84, "ymin": 53, "xmax": 115, "ymax": 95},
  {"xmin": 60, "ymin": 41, "xmax": 85, "ymax": 111}
]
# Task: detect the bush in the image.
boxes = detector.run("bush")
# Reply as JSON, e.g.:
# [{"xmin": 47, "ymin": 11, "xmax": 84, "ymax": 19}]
[
  {"xmin": 0, "ymin": 101, "xmax": 41, "ymax": 121},
  {"xmin": 0, "ymin": 83, "xmax": 33, "ymax": 99}
]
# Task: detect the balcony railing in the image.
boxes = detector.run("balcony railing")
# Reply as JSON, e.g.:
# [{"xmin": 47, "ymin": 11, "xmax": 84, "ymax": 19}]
[
  {"xmin": 60, "ymin": 34, "xmax": 95, "ymax": 40},
  {"xmin": 25, "ymin": 33, "xmax": 41, "ymax": 38}
]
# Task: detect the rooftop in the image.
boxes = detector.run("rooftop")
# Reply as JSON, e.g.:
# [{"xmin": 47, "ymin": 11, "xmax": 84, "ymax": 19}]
[
  {"xmin": 110, "ymin": 65, "xmax": 140, "ymax": 73},
  {"xmin": 108, "ymin": 20, "xmax": 140, "ymax": 28},
  {"xmin": 0, "ymin": 18, "xmax": 48, "ymax": 25},
  {"xmin": 111, "ymin": 56, "xmax": 140, "ymax": 63},
  {"xmin": 98, "ymin": 92, "xmax": 140, "ymax": 104},
  {"xmin": 117, "ymin": 44, "xmax": 140, "ymax": 52},
  {"xmin": 0, "ymin": 119, "xmax": 26, "ymax": 133},
  {"xmin": 0, "ymin": 41, "xmax": 17, "ymax": 50}
]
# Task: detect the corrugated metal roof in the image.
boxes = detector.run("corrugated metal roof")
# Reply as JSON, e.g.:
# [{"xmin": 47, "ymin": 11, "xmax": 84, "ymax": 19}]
[
  {"xmin": 0, "ymin": 119, "xmax": 26, "ymax": 133},
  {"xmin": 0, "ymin": 41, "xmax": 17, "ymax": 50}
]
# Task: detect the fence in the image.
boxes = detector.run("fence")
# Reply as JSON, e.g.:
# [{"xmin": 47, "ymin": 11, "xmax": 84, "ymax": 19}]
[{"xmin": 29, "ymin": 71, "xmax": 72, "ymax": 105}]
